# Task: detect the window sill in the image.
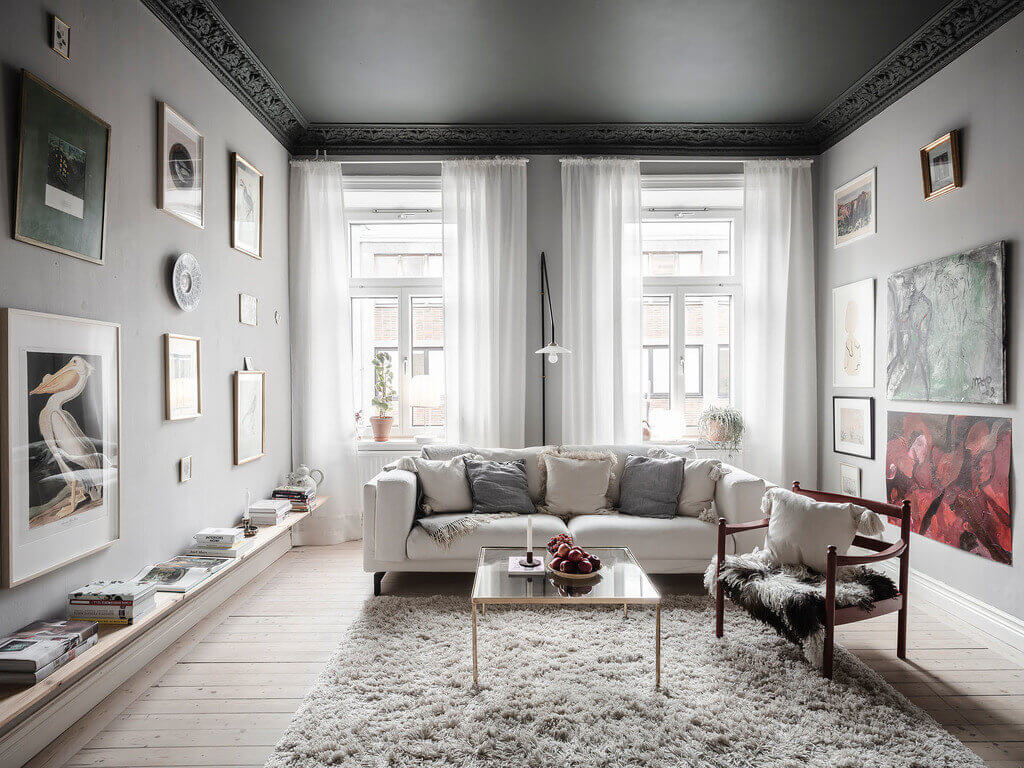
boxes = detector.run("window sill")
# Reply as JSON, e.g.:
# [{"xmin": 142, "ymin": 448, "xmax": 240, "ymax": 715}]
[{"xmin": 356, "ymin": 439, "xmax": 426, "ymax": 452}]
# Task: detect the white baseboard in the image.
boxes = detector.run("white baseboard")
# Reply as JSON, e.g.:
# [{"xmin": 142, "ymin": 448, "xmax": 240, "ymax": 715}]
[{"xmin": 878, "ymin": 560, "xmax": 1024, "ymax": 655}]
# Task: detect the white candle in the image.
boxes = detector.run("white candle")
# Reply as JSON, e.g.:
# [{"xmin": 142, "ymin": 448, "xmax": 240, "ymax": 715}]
[
  {"xmin": 244, "ymin": 490, "xmax": 251, "ymax": 522},
  {"xmin": 526, "ymin": 515, "xmax": 533, "ymax": 553}
]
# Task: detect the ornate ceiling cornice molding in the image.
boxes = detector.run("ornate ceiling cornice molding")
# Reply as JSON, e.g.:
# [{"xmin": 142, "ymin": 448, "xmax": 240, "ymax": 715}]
[{"xmin": 142, "ymin": 0, "xmax": 1023, "ymax": 155}]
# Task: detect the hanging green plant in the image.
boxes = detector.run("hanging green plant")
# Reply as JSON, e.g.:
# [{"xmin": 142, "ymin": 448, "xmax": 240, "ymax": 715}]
[{"xmin": 697, "ymin": 405, "xmax": 745, "ymax": 454}]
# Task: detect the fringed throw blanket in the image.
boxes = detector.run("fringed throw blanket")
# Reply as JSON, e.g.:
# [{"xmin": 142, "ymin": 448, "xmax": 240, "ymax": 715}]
[
  {"xmin": 415, "ymin": 513, "xmax": 518, "ymax": 549},
  {"xmin": 704, "ymin": 550, "xmax": 898, "ymax": 667}
]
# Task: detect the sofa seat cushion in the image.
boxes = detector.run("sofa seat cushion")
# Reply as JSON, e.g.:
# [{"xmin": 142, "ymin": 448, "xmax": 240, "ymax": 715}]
[
  {"xmin": 407, "ymin": 514, "xmax": 569, "ymax": 560},
  {"xmin": 567, "ymin": 513, "xmax": 717, "ymax": 562}
]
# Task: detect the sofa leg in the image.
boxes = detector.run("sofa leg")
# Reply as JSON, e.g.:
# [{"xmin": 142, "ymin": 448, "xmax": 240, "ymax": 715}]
[{"xmin": 373, "ymin": 571, "xmax": 386, "ymax": 597}]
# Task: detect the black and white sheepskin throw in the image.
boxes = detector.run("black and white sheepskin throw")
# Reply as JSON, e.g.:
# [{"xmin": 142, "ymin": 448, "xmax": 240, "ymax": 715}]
[{"xmin": 704, "ymin": 549, "xmax": 898, "ymax": 667}]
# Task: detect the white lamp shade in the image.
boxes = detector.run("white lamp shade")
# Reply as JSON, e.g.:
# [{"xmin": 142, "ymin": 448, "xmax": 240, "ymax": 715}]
[
  {"xmin": 409, "ymin": 374, "xmax": 443, "ymax": 408},
  {"xmin": 534, "ymin": 342, "xmax": 572, "ymax": 363}
]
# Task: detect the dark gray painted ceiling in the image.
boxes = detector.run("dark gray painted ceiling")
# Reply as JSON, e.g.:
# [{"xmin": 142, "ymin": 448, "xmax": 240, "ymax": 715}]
[{"xmin": 211, "ymin": 0, "xmax": 948, "ymax": 125}]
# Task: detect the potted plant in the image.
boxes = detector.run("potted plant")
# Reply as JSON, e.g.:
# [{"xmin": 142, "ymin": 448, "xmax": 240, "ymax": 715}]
[
  {"xmin": 697, "ymin": 405, "xmax": 744, "ymax": 454},
  {"xmin": 370, "ymin": 351, "xmax": 397, "ymax": 442}
]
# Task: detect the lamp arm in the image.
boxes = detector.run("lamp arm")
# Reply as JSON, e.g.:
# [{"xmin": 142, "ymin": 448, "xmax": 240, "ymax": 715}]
[{"xmin": 540, "ymin": 252, "xmax": 557, "ymax": 344}]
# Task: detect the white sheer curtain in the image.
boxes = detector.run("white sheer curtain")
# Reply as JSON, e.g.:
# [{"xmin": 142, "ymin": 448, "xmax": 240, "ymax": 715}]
[
  {"xmin": 288, "ymin": 160, "xmax": 361, "ymax": 543},
  {"xmin": 560, "ymin": 158, "xmax": 643, "ymax": 444},
  {"xmin": 441, "ymin": 158, "xmax": 528, "ymax": 447},
  {"xmin": 741, "ymin": 159, "xmax": 817, "ymax": 487}
]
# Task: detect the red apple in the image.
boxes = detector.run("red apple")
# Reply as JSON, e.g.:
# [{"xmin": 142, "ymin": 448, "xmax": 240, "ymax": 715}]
[
  {"xmin": 589, "ymin": 555, "xmax": 601, "ymax": 571},
  {"xmin": 577, "ymin": 558, "xmax": 593, "ymax": 574},
  {"xmin": 556, "ymin": 543, "xmax": 571, "ymax": 558},
  {"xmin": 567, "ymin": 547, "xmax": 584, "ymax": 563},
  {"xmin": 549, "ymin": 556, "xmax": 563, "ymax": 570},
  {"xmin": 559, "ymin": 559, "xmax": 576, "ymax": 573}
]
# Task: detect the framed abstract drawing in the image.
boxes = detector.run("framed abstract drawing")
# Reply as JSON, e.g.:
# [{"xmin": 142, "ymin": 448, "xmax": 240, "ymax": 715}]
[
  {"xmin": 833, "ymin": 396, "xmax": 874, "ymax": 459},
  {"xmin": 233, "ymin": 370, "xmax": 266, "ymax": 465},
  {"xmin": 833, "ymin": 168, "xmax": 875, "ymax": 248},
  {"xmin": 838, "ymin": 462, "xmax": 861, "ymax": 497},
  {"xmin": 158, "ymin": 102, "xmax": 204, "ymax": 228},
  {"xmin": 164, "ymin": 333, "xmax": 201, "ymax": 420},
  {"xmin": 50, "ymin": 15, "xmax": 71, "ymax": 60},
  {"xmin": 239, "ymin": 293, "xmax": 258, "ymax": 326},
  {"xmin": 231, "ymin": 153, "xmax": 263, "ymax": 259},
  {"xmin": 832, "ymin": 278, "xmax": 874, "ymax": 388},
  {"xmin": 15, "ymin": 70, "xmax": 110, "ymax": 265},
  {"xmin": 1, "ymin": 309, "xmax": 121, "ymax": 587},
  {"xmin": 920, "ymin": 130, "xmax": 961, "ymax": 201}
]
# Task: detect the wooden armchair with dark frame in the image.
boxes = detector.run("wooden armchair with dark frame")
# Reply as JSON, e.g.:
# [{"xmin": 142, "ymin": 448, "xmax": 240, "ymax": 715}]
[{"xmin": 714, "ymin": 482, "xmax": 912, "ymax": 679}]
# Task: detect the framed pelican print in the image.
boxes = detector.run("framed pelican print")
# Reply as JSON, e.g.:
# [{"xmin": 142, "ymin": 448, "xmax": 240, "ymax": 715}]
[
  {"xmin": 164, "ymin": 333, "xmax": 201, "ymax": 420},
  {"xmin": 1, "ymin": 309, "xmax": 121, "ymax": 587},
  {"xmin": 233, "ymin": 370, "xmax": 265, "ymax": 465},
  {"xmin": 231, "ymin": 153, "xmax": 263, "ymax": 259}
]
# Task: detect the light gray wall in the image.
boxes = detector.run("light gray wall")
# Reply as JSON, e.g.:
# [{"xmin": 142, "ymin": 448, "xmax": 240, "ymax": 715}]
[
  {"xmin": 815, "ymin": 13, "xmax": 1024, "ymax": 618},
  {"xmin": 0, "ymin": 2, "xmax": 291, "ymax": 635}
]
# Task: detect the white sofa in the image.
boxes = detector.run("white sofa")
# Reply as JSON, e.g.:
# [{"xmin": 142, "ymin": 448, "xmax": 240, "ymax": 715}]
[{"xmin": 362, "ymin": 444, "xmax": 767, "ymax": 594}]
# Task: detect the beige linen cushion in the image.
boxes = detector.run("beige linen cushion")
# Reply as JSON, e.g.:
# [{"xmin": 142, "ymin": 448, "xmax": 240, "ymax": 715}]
[
  {"xmin": 393, "ymin": 455, "xmax": 475, "ymax": 515},
  {"xmin": 538, "ymin": 448, "xmax": 616, "ymax": 515},
  {"xmin": 762, "ymin": 487, "xmax": 885, "ymax": 573},
  {"xmin": 647, "ymin": 448, "xmax": 728, "ymax": 520}
]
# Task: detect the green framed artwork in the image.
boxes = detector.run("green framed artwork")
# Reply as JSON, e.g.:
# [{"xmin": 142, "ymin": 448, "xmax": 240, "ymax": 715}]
[{"xmin": 15, "ymin": 70, "xmax": 110, "ymax": 265}]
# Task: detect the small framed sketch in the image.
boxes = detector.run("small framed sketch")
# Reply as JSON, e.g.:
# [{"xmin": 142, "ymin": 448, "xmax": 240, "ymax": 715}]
[
  {"xmin": 833, "ymin": 396, "xmax": 874, "ymax": 459},
  {"xmin": 164, "ymin": 333, "xmax": 201, "ymax": 420},
  {"xmin": 839, "ymin": 462, "xmax": 861, "ymax": 497},
  {"xmin": 180, "ymin": 456, "xmax": 193, "ymax": 483},
  {"xmin": 920, "ymin": 130, "xmax": 961, "ymax": 201},
  {"xmin": 832, "ymin": 278, "xmax": 874, "ymax": 388},
  {"xmin": 158, "ymin": 103, "xmax": 204, "ymax": 228},
  {"xmin": 51, "ymin": 15, "xmax": 71, "ymax": 59},
  {"xmin": 234, "ymin": 371, "xmax": 266, "ymax": 465},
  {"xmin": 833, "ymin": 168, "xmax": 875, "ymax": 248},
  {"xmin": 1, "ymin": 309, "xmax": 121, "ymax": 588},
  {"xmin": 239, "ymin": 293, "xmax": 258, "ymax": 326},
  {"xmin": 15, "ymin": 70, "xmax": 110, "ymax": 265},
  {"xmin": 232, "ymin": 153, "xmax": 263, "ymax": 259}
]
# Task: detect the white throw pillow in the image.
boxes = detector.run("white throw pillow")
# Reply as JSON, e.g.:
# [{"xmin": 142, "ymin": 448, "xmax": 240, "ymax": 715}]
[
  {"xmin": 762, "ymin": 487, "xmax": 885, "ymax": 573},
  {"xmin": 647, "ymin": 448, "xmax": 727, "ymax": 519},
  {"xmin": 393, "ymin": 455, "xmax": 474, "ymax": 515},
  {"xmin": 541, "ymin": 453, "xmax": 614, "ymax": 515}
]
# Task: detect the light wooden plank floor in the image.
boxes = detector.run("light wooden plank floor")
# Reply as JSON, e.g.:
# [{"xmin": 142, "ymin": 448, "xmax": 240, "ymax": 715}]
[{"xmin": 34, "ymin": 542, "xmax": 1024, "ymax": 768}]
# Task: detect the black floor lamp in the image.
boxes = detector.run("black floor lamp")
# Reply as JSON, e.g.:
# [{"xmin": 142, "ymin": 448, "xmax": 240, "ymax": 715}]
[{"xmin": 536, "ymin": 251, "xmax": 570, "ymax": 445}]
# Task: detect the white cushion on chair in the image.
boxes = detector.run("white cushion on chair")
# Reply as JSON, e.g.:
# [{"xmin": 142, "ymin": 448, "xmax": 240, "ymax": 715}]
[{"xmin": 762, "ymin": 487, "xmax": 884, "ymax": 573}]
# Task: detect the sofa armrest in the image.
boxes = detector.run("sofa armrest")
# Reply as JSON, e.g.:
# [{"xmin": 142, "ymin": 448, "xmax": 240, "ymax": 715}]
[
  {"xmin": 715, "ymin": 465, "xmax": 767, "ymax": 554},
  {"xmin": 363, "ymin": 469, "xmax": 418, "ymax": 565}
]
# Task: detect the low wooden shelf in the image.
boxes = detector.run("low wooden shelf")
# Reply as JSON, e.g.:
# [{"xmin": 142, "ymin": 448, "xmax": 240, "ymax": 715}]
[{"xmin": 0, "ymin": 509, "xmax": 313, "ymax": 739}]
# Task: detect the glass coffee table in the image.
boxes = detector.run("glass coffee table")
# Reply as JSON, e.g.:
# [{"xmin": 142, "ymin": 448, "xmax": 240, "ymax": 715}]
[{"xmin": 470, "ymin": 546, "xmax": 662, "ymax": 686}]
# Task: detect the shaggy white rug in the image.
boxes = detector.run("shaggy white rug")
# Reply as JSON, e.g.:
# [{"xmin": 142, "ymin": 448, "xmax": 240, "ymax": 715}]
[{"xmin": 265, "ymin": 595, "xmax": 983, "ymax": 768}]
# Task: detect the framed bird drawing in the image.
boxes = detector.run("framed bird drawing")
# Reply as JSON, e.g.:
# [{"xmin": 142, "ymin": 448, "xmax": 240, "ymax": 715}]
[{"xmin": 0, "ymin": 309, "xmax": 121, "ymax": 587}]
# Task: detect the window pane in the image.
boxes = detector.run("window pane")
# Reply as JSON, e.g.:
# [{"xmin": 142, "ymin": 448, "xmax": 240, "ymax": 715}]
[
  {"xmin": 349, "ymin": 221, "xmax": 443, "ymax": 278},
  {"xmin": 718, "ymin": 344, "xmax": 731, "ymax": 398},
  {"xmin": 641, "ymin": 296, "xmax": 671, "ymax": 418},
  {"xmin": 683, "ymin": 295, "xmax": 734, "ymax": 432},
  {"xmin": 684, "ymin": 346, "xmax": 703, "ymax": 395},
  {"xmin": 352, "ymin": 297, "xmax": 400, "ymax": 433},
  {"xmin": 641, "ymin": 221, "xmax": 732, "ymax": 276},
  {"xmin": 411, "ymin": 297, "xmax": 445, "ymax": 428}
]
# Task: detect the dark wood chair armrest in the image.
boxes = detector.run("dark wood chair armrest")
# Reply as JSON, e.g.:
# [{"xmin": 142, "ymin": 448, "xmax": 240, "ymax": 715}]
[
  {"xmin": 719, "ymin": 517, "xmax": 770, "ymax": 535},
  {"xmin": 835, "ymin": 539, "xmax": 908, "ymax": 567}
]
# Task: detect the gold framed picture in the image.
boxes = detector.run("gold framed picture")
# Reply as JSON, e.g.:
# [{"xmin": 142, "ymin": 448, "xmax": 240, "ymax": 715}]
[
  {"xmin": 51, "ymin": 14, "xmax": 71, "ymax": 60},
  {"xmin": 920, "ymin": 130, "xmax": 961, "ymax": 200},
  {"xmin": 233, "ymin": 370, "xmax": 266, "ymax": 465},
  {"xmin": 231, "ymin": 153, "xmax": 263, "ymax": 259},
  {"xmin": 164, "ymin": 333, "xmax": 201, "ymax": 420}
]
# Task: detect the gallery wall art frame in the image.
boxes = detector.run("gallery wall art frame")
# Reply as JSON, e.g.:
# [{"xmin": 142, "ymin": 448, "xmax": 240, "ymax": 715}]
[
  {"xmin": 50, "ymin": 14, "xmax": 71, "ymax": 60},
  {"xmin": 920, "ymin": 130, "xmax": 962, "ymax": 201},
  {"xmin": 839, "ymin": 462, "xmax": 862, "ymax": 497},
  {"xmin": 158, "ymin": 102, "xmax": 205, "ymax": 228},
  {"xmin": 832, "ymin": 278, "xmax": 875, "ymax": 388},
  {"xmin": 231, "ymin": 153, "xmax": 263, "ymax": 259},
  {"xmin": 832, "ymin": 396, "xmax": 874, "ymax": 459},
  {"xmin": 239, "ymin": 293, "xmax": 258, "ymax": 326},
  {"xmin": 833, "ymin": 168, "xmax": 876, "ymax": 248},
  {"xmin": 15, "ymin": 70, "xmax": 110, "ymax": 265},
  {"xmin": 233, "ymin": 370, "xmax": 266, "ymax": 465},
  {"xmin": 164, "ymin": 333, "xmax": 202, "ymax": 421},
  {"xmin": 0, "ymin": 308, "xmax": 121, "ymax": 588}
]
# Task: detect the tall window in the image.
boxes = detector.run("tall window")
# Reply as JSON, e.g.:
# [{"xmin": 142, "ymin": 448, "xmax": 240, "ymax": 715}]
[
  {"xmin": 345, "ymin": 177, "xmax": 445, "ymax": 438},
  {"xmin": 640, "ymin": 174, "xmax": 743, "ymax": 442}
]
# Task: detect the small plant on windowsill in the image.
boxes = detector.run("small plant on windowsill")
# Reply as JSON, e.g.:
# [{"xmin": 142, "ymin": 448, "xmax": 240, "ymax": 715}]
[
  {"xmin": 370, "ymin": 352, "xmax": 397, "ymax": 442},
  {"xmin": 697, "ymin": 405, "xmax": 744, "ymax": 455}
]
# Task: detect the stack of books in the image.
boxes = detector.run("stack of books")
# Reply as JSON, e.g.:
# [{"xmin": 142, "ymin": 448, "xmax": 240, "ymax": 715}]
[
  {"xmin": 132, "ymin": 555, "xmax": 231, "ymax": 594},
  {"xmin": 272, "ymin": 485, "xmax": 316, "ymax": 512},
  {"xmin": 184, "ymin": 527, "xmax": 253, "ymax": 559},
  {"xmin": 0, "ymin": 619, "xmax": 99, "ymax": 686},
  {"xmin": 248, "ymin": 498, "xmax": 291, "ymax": 526},
  {"xmin": 68, "ymin": 581, "xmax": 157, "ymax": 625}
]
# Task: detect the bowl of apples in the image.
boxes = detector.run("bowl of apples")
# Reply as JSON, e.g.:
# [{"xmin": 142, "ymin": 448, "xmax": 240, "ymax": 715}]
[{"xmin": 546, "ymin": 534, "xmax": 602, "ymax": 580}]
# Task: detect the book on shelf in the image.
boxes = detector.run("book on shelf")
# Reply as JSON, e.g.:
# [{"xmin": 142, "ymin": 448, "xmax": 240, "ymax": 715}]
[
  {"xmin": 0, "ymin": 619, "xmax": 99, "ymax": 674},
  {"xmin": 68, "ymin": 580, "xmax": 158, "ymax": 604},
  {"xmin": 67, "ymin": 580, "xmax": 158, "ymax": 625},
  {"xmin": 272, "ymin": 486, "xmax": 315, "ymax": 502},
  {"xmin": 0, "ymin": 634, "xmax": 98, "ymax": 685},
  {"xmin": 184, "ymin": 539, "xmax": 254, "ymax": 559},
  {"xmin": 131, "ymin": 555, "xmax": 232, "ymax": 594},
  {"xmin": 194, "ymin": 527, "xmax": 244, "ymax": 547},
  {"xmin": 250, "ymin": 498, "xmax": 292, "ymax": 514}
]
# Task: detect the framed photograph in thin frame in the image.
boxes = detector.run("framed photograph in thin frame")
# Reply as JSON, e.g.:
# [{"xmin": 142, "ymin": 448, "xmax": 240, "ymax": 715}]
[
  {"xmin": 15, "ymin": 70, "xmax": 110, "ymax": 265},
  {"xmin": 832, "ymin": 278, "xmax": 875, "ymax": 388},
  {"xmin": 839, "ymin": 462, "xmax": 861, "ymax": 497},
  {"xmin": 180, "ymin": 455, "xmax": 192, "ymax": 483},
  {"xmin": 51, "ymin": 15, "xmax": 71, "ymax": 60},
  {"xmin": 833, "ymin": 168, "xmax": 876, "ymax": 248},
  {"xmin": 920, "ymin": 130, "xmax": 962, "ymax": 201},
  {"xmin": 833, "ymin": 396, "xmax": 875, "ymax": 459},
  {"xmin": 1, "ymin": 308, "xmax": 121, "ymax": 588},
  {"xmin": 231, "ymin": 153, "xmax": 263, "ymax": 259},
  {"xmin": 233, "ymin": 370, "xmax": 266, "ymax": 465},
  {"xmin": 158, "ymin": 102, "xmax": 204, "ymax": 228},
  {"xmin": 164, "ymin": 333, "xmax": 201, "ymax": 421},
  {"xmin": 239, "ymin": 293, "xmax": 258, "ymax": 326}
]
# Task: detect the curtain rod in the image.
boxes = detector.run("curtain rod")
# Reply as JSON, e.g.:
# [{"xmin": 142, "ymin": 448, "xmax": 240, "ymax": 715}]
[{"xmin": 308, "ymin": 158, "xmax": 530, "ymax": 165}]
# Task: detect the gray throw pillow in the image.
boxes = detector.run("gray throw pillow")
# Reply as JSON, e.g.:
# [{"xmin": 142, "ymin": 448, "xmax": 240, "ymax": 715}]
[
  {"xmin": 464, "ymin": 458, "xmax": 536, "ymax": 514},
  {"xmin": 618, "ymin": 454, "xmax": 684, "ymax": 519}
]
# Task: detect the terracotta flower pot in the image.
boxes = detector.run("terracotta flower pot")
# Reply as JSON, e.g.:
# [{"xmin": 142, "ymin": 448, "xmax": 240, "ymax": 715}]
[
  {"xmin": 705, "ymin": 421, "xmax": 727, "ymax": 443},
  {"xmin": 370, "ymin": 416, "xmax": 393, "ymax": 442}
]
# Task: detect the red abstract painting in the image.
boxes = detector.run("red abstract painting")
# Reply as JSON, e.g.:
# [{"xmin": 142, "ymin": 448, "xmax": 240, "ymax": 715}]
[{"xmin": 886, "ymin": 412, "xmax": 1011, "ymax": 564}]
